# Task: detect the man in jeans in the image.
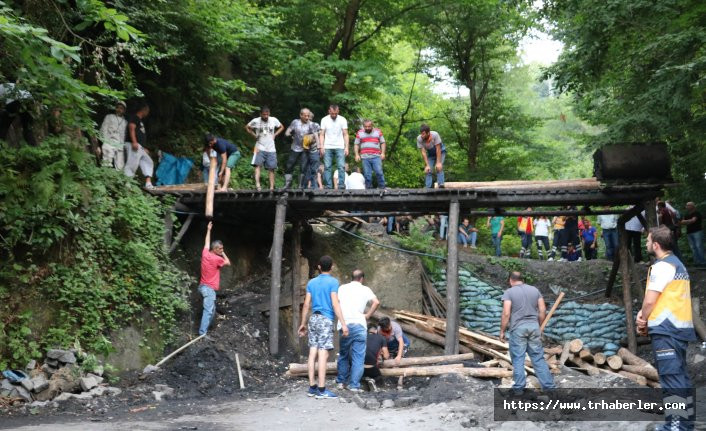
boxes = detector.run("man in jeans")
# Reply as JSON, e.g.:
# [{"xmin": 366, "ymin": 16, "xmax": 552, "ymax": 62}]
[
  {"xmin": 298, "ymin": 256, "xmax": 348, "ymax": 399},
  {"xmin": 499, "ymin": 271, "xmax": 555, "ymax": 394},
  {"xmin": 199, "ymin": 222, "xmax": 230, "ymax": 336},
  {"xmin": 320, "ymin": 104, "xmax": 349, "ymax": 189},
  {"xmin": 487, "ymin": 216, "xmax": 505, "ymax": 257},
  {"xmin": 354, "ymin": 119, "xmax": 386, "ymax": 189},
  {"xmin": 597, "ymin": 209, "xmax": 619, "ymax": 260},
  {"xmin": 336, "ymin": 269, "xmax": 380, "ymax": 392},
  {"xmin": 416, "ymin": 124, "xmax": 446, "ymax": 188},
  {"xmin": 680, "ymin": 201, "xmax": 705, "ymax": 267}
]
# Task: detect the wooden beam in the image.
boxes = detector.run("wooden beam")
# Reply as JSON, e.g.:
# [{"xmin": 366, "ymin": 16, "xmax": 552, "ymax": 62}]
[
  {"xmin": 445, "ymin": 200, "xmax": 460, "ymax": 355},
  {"xmin": 618, "ymin": 221, "xmax": 638, "ymax": 353},
  {"xmin": 291, "ymin": 219, "xmax": 302, "ymax": 355},
  {"xmin": 605, "ymin": 254, "xmax": 620, "ymax": 297},
  {"xmin": 163, "ymin": 206, "xmax": 174, "ymax": 250},
  {"xmin": 269, "ymin": 197, "xmax": 287, "ymax": 355},
  {"xmin": 205, "ymin": 156, "xmax": 217, "ymax": 219},
  {"xmin": 168, "ymin": 213, "xmax": 195, "ymax": 254},
  {"xmin": 541, "ymin": 291, "xmax": 564, "ymax": 331}
]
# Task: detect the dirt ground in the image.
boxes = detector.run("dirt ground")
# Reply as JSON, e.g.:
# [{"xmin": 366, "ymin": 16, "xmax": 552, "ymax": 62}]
[{"xmin": 2, "ymin": 223, "xmax": 706, "ymax": 430}]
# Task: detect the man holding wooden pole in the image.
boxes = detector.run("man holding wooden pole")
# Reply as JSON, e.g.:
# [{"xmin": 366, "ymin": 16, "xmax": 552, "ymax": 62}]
[
  {"xmin": 636, "ymin": 226, "xmax": 696, "ymax": 431},
  {"xmin": 198, "ymin": 222, "xmax": 230, "ymax": 336},
  {"xmin": 499, "ymin": 271, "xmax": 555, "ymax": 394}
]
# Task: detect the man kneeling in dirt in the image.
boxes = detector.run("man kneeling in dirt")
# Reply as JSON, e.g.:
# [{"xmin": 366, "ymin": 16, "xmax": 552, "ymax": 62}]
[
  {"xmin": 363, "ymin": 323, "xmax": 389, "ymax": 391},
  {"xmin": 378, "ymin": 317, "xmax": 410, "ymax": 389},
  {"xmin": 499, "ymin": 271, "xmax": 555, "ymax": 394},
  {"xmin": 298, "ymin": 256, "xmax": 348, "ymax": 399},
  {"xmin": 199, "ymin": 222, "xmax": 230, "ymax": 336}
]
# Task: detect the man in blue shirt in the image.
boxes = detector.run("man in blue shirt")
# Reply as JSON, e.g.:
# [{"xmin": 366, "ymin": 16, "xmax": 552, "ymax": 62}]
[
  {"xmin": 298, "ymin": 255, "xmax": 348, "ymax": 399},
  {"xmin": 205, "ymin": 134, "xmax": 241, "ymax": 191}
]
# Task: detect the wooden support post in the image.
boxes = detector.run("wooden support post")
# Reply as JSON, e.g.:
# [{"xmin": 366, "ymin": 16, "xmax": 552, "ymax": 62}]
[
  {"xmin": 445, "ymin": 199, "xmax": 460, "ymax": 355},
  {"xmin": 269, "ymin": 197, "xmax": 287, "ymax": 355},
  {"xmin": 605, "ymin": 254, "xmax": 620, "ymax": 297},
  {"xmin": 618, "ymin": 221, "xmax": 638, "ymax": 353},
  {"xmin": 291, "ymin": 219, "xmax": 302, "ymax": 355},
  {"xmin": 163, "ymin": 207, "xmax": 174, "ymax": 250},
  {"xmin": 168, "ymin": 213, "xmax": 195, "ymax": 254},
  {"xmin": 205, "ymin": 156, "xmax": 217, "ymax": 219},
  {"xmin": 644, "ymin": 198, "xmax": 657, "ymax": 229}
]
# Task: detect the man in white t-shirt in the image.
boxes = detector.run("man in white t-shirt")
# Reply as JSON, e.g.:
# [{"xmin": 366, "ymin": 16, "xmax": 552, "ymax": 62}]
[
  {"xmin": 533, "ymin": 216, "xmax": 552, "ymax": 260},
  {"xmin": 245, "ymin": 107, "xmax": 284, "ymax": 191},
  {"xmin": 346, "ymin": 166, "xmax": 366, "ymax": 190},
  {"xmin": 319, "ymin": 104, "xmax": 349, "ymax": 189},
  {"xmin": 99, "ymin": 101, "xmax": 127, "ymax": 169},
  {"xmin": 335, "ymin": 269, "xmax": 380, "ymax": 391}
]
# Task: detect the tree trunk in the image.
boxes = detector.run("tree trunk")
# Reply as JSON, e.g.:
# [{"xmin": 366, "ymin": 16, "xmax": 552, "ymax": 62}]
[
  {"xmin": 467, "ymin": 107, "xmax": 480, "ymax": 169},
  {"xmin": 330, "ymin": 0, "xmax": 361, "ymax": 94}
]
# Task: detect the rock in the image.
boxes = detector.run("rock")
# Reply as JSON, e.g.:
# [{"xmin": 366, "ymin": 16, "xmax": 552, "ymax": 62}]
[
  {"xmin": 80, "ymin": 376, "xmax": 98, "ymax": 392},
  {"xmin": 46, "ymin": 349, "xmax": 66, "ymax": 360},
  {"xmin": 154, "ymin": 384, "xmax": 174, "ymax": 397},
  {"xmin": 26, "ymin": 360, "xmax": 37, "ymax": 370},
  {"xmin": 29, "ymin": 401, "xmax": 49, "ymax": 408},
  {"xmin": 364, "ymin": 398, "xmax": 381, "ymax": 410},
  {"xmin": 142, "ymin": 364, "xmax": 159, "ymax": 374},
  {"xmin": 89, "ymin": 386, "xmax": 106, "ymax": 397},
  {"xmin": 54, "ymin": 392, "xmax": 74, "ymax": 402},
  {"xmin": 20, "ymin": 379, "xmax": 34, "ymax": 392},
  {"xmin": 381, "ymin": 399, "xmax": 395, "ymax": 409},
  {"xmin": 338, "ymin": 397, "xmax": 349, "ymax": 403},
  {"xmin": 45, "ymin": 359, "xmax": 59, "ymax": 367},
  {"xmin": 693, "ymin": 354, "xmax": 705, "ymax": 365},
  {"xmin": 352, "ymin": 394, "xmax": 366, "ymax": 409},
  {"xmin": 14, "ymin": 385, "xmax": 33, "ymax": 402},
  {"xmin": 58, "ymin": 351, "xmax": 76, "ymax": 364},
  {"xmin": 31, "ymin": 375, "xmax": 49, "ymax": 393},
  {"xmin": 86, "ymin": 373, "xmax": 104, "ymax": 385},
  {"xmin": 1, "ymin": 379, "xmax": 15, "ymax": 396},
  {"xmin": 41, "ymin": 364, "xmax": 57, "ymax": 375},
  {"xmin": 73, "ymin": 392, "xmax": 93, "ymax": 401},
  {"xmin": 104, "ymin": 387, "xmax": 122, "ymax": 396},
  {"xmin": 92, "ymin": 365, "xmax": 104, "ymax": 377},
  {"xmin": 37, "ymin": 366, "xmax": 80, "ymax": 401},
  {"xmin": 460, "ymin": 417, "xmax": 479, "ymax": 428},
  {"xmin": 394, "ymin": 396, "xmax": 418, "ymax": 407}
]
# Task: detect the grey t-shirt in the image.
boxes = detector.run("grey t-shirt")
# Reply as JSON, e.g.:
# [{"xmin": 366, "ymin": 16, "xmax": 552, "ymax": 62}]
[
  {"xmin": 501, "ymin": 283, "xmax": 541, "ymax": 331},
  {"xmin": 416, "ymin": 131, "xmax": 447, "ymax": 157}
]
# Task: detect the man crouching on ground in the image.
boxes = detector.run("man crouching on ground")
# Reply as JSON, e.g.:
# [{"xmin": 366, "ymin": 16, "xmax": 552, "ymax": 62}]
[
  {"xmin": 298, "ymin": 255, "xmax": 348, "ymax": 399},
  {"xmin": 199, "ymin": 222, "xmax": 230, "ymax": 336}
]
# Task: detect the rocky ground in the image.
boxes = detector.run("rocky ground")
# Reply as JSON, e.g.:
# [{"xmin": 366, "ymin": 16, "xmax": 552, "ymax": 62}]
[{"xmin": 1, "ymin": 225, "xmax": 705, "ymax": 430}]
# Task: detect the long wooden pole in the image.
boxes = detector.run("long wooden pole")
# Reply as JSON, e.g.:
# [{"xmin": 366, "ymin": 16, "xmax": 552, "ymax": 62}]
[
  {"xmin": 291, "ymin": 220, "xmax": 302, "ymax": 355},
  {"xmin": 155, "ymin": 334, "xmax": 206, "ymax": 367},
  {"xmin": 269, "ymin": 197, "xmax": 287, "ymax": 355},
  {"xmin": 445, "ymin": 200, "xmax": 460, "ymax": 355},
  {"xmin": 618, "ymin": 221, "xmax": 638, "ymax": 353},
  {"xmin": 541, "ymin": 291, "xmax": 565, "ymax": 331},
  {"xmin": 168, "ymin": 213, "xmax": 195, "ymax": 254},
  {"xmin": 205, "ymin": 156, "xmax": 217, "ymax": 219}
]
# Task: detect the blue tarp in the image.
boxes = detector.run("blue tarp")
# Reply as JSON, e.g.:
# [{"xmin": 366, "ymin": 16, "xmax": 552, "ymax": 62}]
[{"xmin": 155, "ymin": 152, "xmax": 194, "ymax": 186}]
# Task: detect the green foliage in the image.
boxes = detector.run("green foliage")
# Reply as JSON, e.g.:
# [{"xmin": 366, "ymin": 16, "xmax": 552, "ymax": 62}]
[
  {"xmin": 395, "ymin": 220, "xmax": 446, "ymax": 270},
  {"xmin": 0, "ymin": 138, "xmax": 190, "ymax": 368}
]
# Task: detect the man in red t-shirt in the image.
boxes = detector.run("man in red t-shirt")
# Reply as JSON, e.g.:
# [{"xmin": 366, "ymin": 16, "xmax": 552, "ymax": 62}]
[{"xmin": 199, "ymin": 222, "xmax": 230, "ymax": 335}]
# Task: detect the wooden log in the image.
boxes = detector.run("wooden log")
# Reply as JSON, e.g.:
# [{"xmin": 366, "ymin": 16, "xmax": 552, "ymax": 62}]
[
  {"xmin": 205, "ymin": 156, "xmax": 217, "ymax": 218},
  {"xmin": 541, "ymin": 291, "xmax": 565, "ymax": 331},
  {"xmin": 578, "ymin": 349, "xmax": 593, "ymax": 362},
  {"xmin": 381, "ymin": 353, "xmax": 476, "ymax": 368},
  {"xmin": 168, "ymin": 213, "xmax": 195, "ymax": 254},
  {"xmin": 569, "ymin": 339, "xmax": 583, "ymax": 353},
  {"xmin": 546, "ymin": 355, "xmax": 558, "ymax": 366},
  {"xmin": 593, "ymin": 352, "xmax": 606, "ymax": 366},
  {"xmin": 399, "ymin": 320, "xmax": 472, "ymax": 354},
  {"xmin": 559, "ymin": 341, "xmax": 572, "ymax": 366},
  {"xmin": 567, "ymin": 355, "xmax": 600, "ymax": 376},
  {"xmin": 268, "ymin": 198, "xmax": 287, "ymax": 355},
  {"xmin": 480, "ymin": 359, "xmax": 499, "ymax": 367},
  {"xmin": 544, "ymin": 346, "xmax": 564, "ymax": 356},
  {"xmin": 617, "ymin": 347, "xmax": 652, "ymax": 368},
  {"xmin": 605, "ymin": 254, "xmax": 620, "ymax": 297},
  {"xmin": 498, "ymin": 359, "xmax": 512, "ymax": 369},
  {"xmin": 692, "ymin": 299, "xmax": 706, "ymax": 342},
  {"xmin": 618, "ymin": 370, "xmax": 647, "ymax": 386},
  {"xmin": 455, "ymin": 367, "xmax": 513, "ymax": 378},
  {"xmin": 646, "ymin": 380, "xmax": 661, "ymax": 389},
  {"xmin": 618, "ymin": 218, "xmax": 638, "ymax": 353},
  {"xmin": 607, "ymin": 355, "xmax": 623, "ymax": 371},
  {"xmin": 155, "ymin": 334, "xmax": 206, "ymax": 367},
  {"xmin": 291, "ymin": 220, "xmax": 302, "ymax": 355},
  {"xmin": 620, "ymin": 364, "xmax": 659, "ymax": 382},
  {"xmin": 445, "ymin": 200, "xmax": 460, "ymax": 355}
]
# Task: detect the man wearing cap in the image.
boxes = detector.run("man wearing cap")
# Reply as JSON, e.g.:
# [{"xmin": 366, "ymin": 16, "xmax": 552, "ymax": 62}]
[{"xmin": 99, "ymin": 101, "xmax": 127, "ymax": 169}]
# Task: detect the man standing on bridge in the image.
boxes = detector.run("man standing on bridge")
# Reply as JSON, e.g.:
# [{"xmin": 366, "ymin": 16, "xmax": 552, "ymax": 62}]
[
  {"xmin": 499, "ymin": 271, "xmax": 555, "ymax": 394},
  {"xmin": 637, "ymin": 226, "xmax": 695, "ymax": 431},
  {"xmin": 354, "ymin": 119, "xmax": 386, "ymax": 189},
  {"xmin": 416, "ymin": 124, "xmax": 446, "ymax": 188},
  {"xmin": 199, "ymin": 222, "xmax": 230, "ymax": 336}
]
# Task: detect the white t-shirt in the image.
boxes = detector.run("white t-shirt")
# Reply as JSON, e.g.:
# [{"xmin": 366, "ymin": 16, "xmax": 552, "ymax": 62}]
[
  {"xmin": 336, "ymin": 281, "xmax": 375, "ymax": 329},
  {"xmin": 346, "ymin": 172, "xmax": 366, "ymax": 190},
  {"xmin": 247, "ymin": 117, "xmax": 282, "ymax": 152},
  {"xmin": 320, "ymin": 115, "xmax": 348, "ymax": 150},
  {"xmin": 647, "ymin": 260, "xmax": 676, "ymax": 293},
  {"xmin": 534, "ymin": 219, "xmax": 551, "ymax": 237}
]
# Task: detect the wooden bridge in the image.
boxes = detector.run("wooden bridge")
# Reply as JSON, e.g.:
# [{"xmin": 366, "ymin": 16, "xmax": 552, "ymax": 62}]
[{"xmin": 149, "ymin": 177, "xmax": 666, "ymax": 356}]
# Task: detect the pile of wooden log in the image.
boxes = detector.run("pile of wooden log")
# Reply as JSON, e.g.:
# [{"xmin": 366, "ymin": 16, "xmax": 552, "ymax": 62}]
[
  {"xmin": 560, "ymin": 339, "xmax": 661, "ymax": 388},
  {"xmin": 285, "ymin": 353, "xmax": 513, "ymax": 379}
]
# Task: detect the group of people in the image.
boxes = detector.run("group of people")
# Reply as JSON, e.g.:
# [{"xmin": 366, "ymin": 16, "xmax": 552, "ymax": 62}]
[{"xmin": 201, "ymin": 104, "xmax": 446, "ymax": 191}]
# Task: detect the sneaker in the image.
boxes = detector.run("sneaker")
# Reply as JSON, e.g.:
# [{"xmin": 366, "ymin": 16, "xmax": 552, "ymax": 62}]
[
  {"xmin": 347, "ymin": 387, "xmax": 363, "ymax": 393},
  {"xmin": 558, "ymin": 258, "xmax": 567, "ymax": 262},
  {"xmin": 144, "ymin": 183, "xmax": 155, "ymax": 190},
  {"xmin": 364, "ymin": 377, "xmax": 377, "ymax": 392},
  {"xmin": 307, "ymin": 386, "xmax": 319, "ymax": 397},
  {"xmin": 577, "ymin": 257, "xmax": 583, "ymax": 262},
  {"xmin": 547, "ymin": 257, "xmax": 554, "ymax": 261},
  {"xmin": 315, "ymin": 389, "xmax": 338, "ymax": 399}
]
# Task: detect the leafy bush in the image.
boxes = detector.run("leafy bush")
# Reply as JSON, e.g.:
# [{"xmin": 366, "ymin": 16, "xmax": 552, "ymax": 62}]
[{"xmin": 0, "ymin": 138, "xmax": 190, "ymax": 369}]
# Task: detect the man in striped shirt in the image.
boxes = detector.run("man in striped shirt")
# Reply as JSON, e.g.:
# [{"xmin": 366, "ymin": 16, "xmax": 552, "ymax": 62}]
[{"xmin": 354, "ymin": 119, "xmax": 386, "ymax": 189}]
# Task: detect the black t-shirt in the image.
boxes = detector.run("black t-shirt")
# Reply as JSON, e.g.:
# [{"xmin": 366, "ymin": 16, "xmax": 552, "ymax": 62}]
[
  {"xmin": 686, "ymin": 211, "xmax": 703, "ymax": 234},
  {"xmin": 215, "ymin": 137, "xmax": 238, "ymax": 156},
  {"xmin": 365, "ymin": 333, "xmax": 386, "ymax": 366},
  {"xmin": 125, "ymin": 114, "xmax": 146, "ymax": 146},
  {"xmin": 564, "ymin": 216, "xmax": 578, "ymax": 231}
]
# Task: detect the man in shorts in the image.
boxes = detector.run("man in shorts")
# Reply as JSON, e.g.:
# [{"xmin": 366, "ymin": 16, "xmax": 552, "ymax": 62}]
[
  {"xmin": 205, "ymin": 133, "xmax": 241, "ymax": 191},
  {"xmin": 245, "ymin": 106, "xmax": 283, "ymax": 191},
  {"xmin": 297, "ymin": 256, "xmax": 348, "ymax": 399}
]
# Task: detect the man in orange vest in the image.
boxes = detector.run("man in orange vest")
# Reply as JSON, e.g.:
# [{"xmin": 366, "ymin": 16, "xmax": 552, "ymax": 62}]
[{"xmin": 517, "ymin": 208, "xmax": 534, "ymax": 258}]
